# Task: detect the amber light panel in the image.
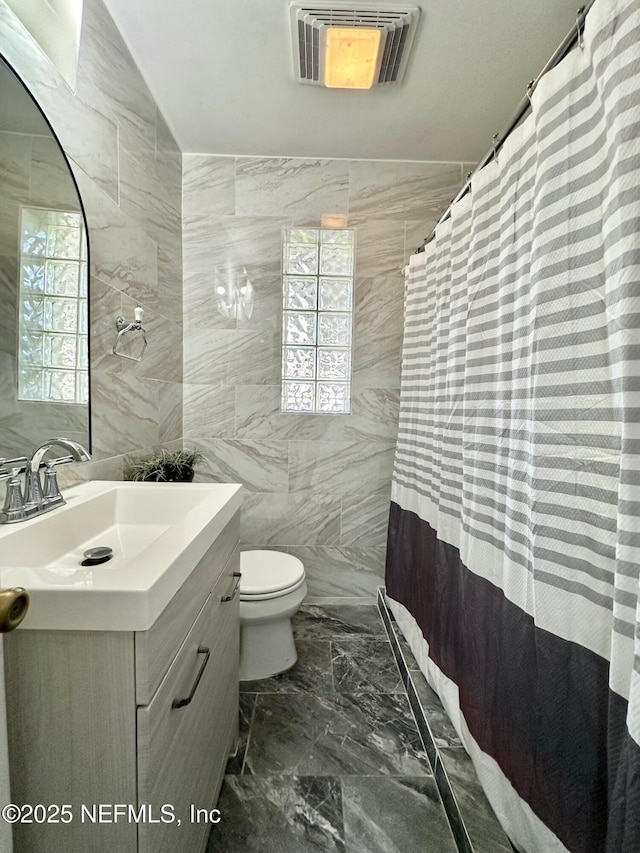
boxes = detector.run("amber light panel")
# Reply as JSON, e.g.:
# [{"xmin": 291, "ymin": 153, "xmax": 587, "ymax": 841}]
[
  {"xmin": 321, "ymin": 214, "xmax": 349, "ymax": 227},
  {"xmin": 324, "ymin": 27, "xmax": 382, "ymax": 89}
]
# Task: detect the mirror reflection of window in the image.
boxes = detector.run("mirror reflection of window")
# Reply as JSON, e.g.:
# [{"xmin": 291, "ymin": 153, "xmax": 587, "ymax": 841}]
[
  {"xmin": 17, "ymin": 207, "xmax": 88, "ymax": 404},
  {"xmin": 0, "ymin": 54, "xmax": 90, "ymax": 461}
]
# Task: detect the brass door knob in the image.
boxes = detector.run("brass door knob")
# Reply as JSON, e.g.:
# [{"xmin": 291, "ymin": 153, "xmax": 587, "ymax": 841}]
[{"xmin": 0, "ymin": 588, "xmax": 29, "ymax": 633}]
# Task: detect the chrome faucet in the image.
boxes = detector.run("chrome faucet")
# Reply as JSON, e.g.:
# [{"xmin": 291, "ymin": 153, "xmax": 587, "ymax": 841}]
[
  {"xmin": 26, "ymin": 438, "xmax": 91, "ymax": 507},
  {"xmin": 0, "ymin": 438, "xmax": 91, "ymax": 524}
]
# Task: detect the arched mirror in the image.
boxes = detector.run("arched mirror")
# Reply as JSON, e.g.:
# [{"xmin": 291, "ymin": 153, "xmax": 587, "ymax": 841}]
[{"xmin": 0, "ymin": 54, "xmax": 90, "ymax": 460}]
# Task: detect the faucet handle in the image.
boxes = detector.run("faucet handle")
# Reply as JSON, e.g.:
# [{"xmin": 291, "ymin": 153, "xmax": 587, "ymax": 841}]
[
  {"xmin": 0, "ymin": 470, "xmax": 28, "ymax": 523},
  {"xmin": 41, "ymin": 455, "xmax": 80, "ymax": 508},
  {"xmin": 42, "ymin": 463, "xmax": 64, "ymax": 507},
  {"xmin": 0, "ymin": 456, "xmax": 28, "ymax": 477}
]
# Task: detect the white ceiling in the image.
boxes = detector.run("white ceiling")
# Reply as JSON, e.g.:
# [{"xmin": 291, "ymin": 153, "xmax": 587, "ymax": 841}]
[{"xmin": 102, "ymin": 0, "xmax": 583, "ymax": 163}]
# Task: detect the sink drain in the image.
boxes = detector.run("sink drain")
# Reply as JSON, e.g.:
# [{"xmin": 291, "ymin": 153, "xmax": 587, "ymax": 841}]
[{"xmin": 81, "ymin": 546, "xmax": 113, "ymax": 566}]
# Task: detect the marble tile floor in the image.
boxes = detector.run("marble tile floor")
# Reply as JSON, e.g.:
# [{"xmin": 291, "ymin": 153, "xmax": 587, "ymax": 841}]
[
  {"xmin": 207, "ymin": 605, "xmax": 458, "ymax": 852},
  {"xmin": 377, "ymin": 594, "xmax": 514, "ymax": 853}
]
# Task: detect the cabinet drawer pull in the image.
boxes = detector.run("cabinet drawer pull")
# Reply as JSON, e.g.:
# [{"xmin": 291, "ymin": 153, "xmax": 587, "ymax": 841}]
[
  {"xmin": 171, "ymin": 646, "xmax": 210, "ymax": 709},
  {"xmin": 221, "ymin": 572, "xmax": 241, "ymax": 603}
]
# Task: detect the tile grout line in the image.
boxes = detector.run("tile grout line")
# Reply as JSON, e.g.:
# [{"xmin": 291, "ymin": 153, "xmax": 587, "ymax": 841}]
[
  {"xmin": 329, "ymin": 637, "xmax": 337, "ymax": 693},
  {"xmin": 376, "ymin": 587, "xmax": 475, "ymax": 853},
  {"xmin": 239, "ymin": 694, "xmax": 258, "ymax": 776},
  {"xmin": 331, "ymin": 611, "xmax": 348, "ymax": 853}
]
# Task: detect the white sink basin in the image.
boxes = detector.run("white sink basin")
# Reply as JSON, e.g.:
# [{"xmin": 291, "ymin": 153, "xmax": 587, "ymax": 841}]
[{"xmin": 0, "ymin": 480, "xmax": 242, "ymax": 631}]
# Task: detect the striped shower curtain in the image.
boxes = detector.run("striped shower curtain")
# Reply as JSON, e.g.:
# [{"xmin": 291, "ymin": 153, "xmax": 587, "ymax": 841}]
[{"xmin": 385, "ymin": 1, "xmax": 640, "ymax": 851}]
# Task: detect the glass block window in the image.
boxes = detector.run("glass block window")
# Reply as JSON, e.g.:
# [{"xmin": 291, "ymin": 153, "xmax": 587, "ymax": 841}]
[
  {"xmin": 282, "ymin": 228, "xmax": 354, "ymax": 414},
  {"xmin": 18, "ymin": 207, "xmax": 88, "ymax": 404}
]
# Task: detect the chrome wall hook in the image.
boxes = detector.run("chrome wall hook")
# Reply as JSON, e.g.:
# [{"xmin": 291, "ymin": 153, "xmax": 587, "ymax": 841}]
[{"xmin": 113, "ymin": 305, "xmax": 148, "ymax": 362}]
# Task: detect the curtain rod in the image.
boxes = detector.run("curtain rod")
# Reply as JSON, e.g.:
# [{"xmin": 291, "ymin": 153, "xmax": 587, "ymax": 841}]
[{"xmin": 415, "ymin": 1, "xmax": 596, "ymax": 253}]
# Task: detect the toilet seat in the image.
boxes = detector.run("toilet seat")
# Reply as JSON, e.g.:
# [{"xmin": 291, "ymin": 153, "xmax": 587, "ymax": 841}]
[
  {"xmin": 240, "ymin": 550, "xmax": 305, "ymax": 600},
  {"xmin": 238, "ymin": 549, "xmax": 307, "ymax": 679}
]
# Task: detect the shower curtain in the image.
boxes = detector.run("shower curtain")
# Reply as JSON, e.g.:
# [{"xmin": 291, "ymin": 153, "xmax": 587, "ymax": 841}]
[{"xmin": 385, "ymin": 1, "xmax": 640, "ymax": 851}]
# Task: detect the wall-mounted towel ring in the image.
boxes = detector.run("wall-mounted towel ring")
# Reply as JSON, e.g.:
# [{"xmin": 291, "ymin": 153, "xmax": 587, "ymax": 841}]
[{"xmin": 113, "ymin": 305, "xmax": 148, "ymax": 362}]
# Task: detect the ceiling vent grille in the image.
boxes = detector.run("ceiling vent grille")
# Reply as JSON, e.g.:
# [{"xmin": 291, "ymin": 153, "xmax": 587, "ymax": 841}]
[{"xmin": 290, "ymin": 2, "xmax": 420, "ymax": 87}]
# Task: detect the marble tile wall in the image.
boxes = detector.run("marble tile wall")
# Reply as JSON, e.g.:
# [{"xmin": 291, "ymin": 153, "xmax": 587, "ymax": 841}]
[
  {"xmin": 183, "ymin": 156, "xmax": 466, "ymax": 600},
  {"xmin": 0, "ymin": 0, "xmax": 183, "ymax": 489}
]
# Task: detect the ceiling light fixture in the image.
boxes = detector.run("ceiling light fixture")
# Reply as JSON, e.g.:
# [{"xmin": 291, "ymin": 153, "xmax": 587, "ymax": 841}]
[
  {"xmin": 290, "ymin": 2, "xmax": 420, "ymax": 90},
  {"xmin": 325, "ymin": 27, "xmax": 381, "ymax": 89}
]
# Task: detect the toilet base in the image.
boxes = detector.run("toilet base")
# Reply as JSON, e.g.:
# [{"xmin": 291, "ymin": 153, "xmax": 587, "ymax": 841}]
[{"xmin": 239, "ymin": 617, "xmax": 298, "ymax": 681}]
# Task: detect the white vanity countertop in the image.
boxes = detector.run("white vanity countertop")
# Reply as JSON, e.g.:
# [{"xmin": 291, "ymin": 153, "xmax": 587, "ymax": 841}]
[{"xmin": 0, "ymin": 480, "xmax": 242, "ymax": 632}]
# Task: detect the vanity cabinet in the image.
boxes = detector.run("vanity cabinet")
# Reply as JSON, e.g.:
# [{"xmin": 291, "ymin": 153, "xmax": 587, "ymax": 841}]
[{"xmin": 3, "ymin": 510, "xmax": 240, "ymax": 853}]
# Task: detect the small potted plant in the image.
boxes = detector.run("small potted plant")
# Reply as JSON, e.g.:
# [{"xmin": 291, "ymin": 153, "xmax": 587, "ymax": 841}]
[{"xmin": 125, "ymin": 448, "xmax": 205, "ymax": 483}]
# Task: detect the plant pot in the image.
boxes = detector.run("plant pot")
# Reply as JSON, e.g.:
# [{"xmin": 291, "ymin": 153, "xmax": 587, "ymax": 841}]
[{"xmin": 142, "ymin": 465, "xmax": 195, "ymax": 483}]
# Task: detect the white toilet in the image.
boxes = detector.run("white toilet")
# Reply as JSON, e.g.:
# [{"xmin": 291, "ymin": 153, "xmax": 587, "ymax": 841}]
[{"xmin": 238, "ymin": 550, "xmax": 307, "ymax": 681}]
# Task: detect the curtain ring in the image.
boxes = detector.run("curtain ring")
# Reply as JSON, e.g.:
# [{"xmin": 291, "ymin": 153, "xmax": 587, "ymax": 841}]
[
  {"xmin": 492, "ymin": 133, "xmax": 499, "ymax": 164},
  {"xmin": 576, "ymin": 6, "xmax": 585, "ymax": 50},
  {"xmin": 526, "ymin": 79, "xmax": 535, "ymax": 107}
]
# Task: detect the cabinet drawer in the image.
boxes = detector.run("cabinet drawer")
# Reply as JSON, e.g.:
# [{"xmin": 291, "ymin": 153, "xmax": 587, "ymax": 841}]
[
  {"xmin": 137, "ymin": 564, "xmax": 239, "ymax": 853},
  {"xmin": 135, "ymin": 511, "xmax": 239, "ymax": 704}
]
